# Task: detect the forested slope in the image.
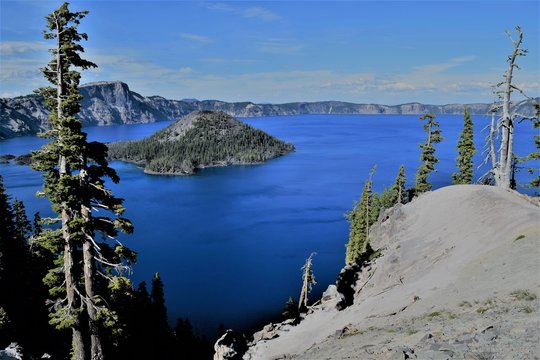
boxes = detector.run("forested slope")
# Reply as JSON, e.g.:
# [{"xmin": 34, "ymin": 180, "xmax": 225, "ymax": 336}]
[{"xmin": 107, "ymin": 110, "xmax": 294, "ymax": 175}]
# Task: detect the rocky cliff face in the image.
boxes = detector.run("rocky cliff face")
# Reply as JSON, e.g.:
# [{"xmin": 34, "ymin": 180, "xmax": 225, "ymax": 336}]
[{"xmin": 1, "ymin": 80, "xmax": 538, "ymax": 139}]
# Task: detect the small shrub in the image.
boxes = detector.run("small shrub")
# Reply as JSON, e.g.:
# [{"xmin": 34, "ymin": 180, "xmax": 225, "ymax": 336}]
[
  {"xmin": 369, "ymin": 250, "xmax": 381, "ymax": 261},
  {"xmin": 522, "ymin": 306, "xmax": 534, "ymax": 314},
  {"xmin": 511, "ymin": 289, "xmax": 537, "ymax": 301}
]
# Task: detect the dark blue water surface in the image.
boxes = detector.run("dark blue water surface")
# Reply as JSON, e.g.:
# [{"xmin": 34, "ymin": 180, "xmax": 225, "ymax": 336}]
[{"xmin": 0, "ymin": 114, "xmax": 537, "ymax": 336}]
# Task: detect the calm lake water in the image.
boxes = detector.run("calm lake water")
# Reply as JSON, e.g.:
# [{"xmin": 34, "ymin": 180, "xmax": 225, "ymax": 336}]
[{"xmin": 0, "ymin": 114, "xmax": 536, "ymax": 337}]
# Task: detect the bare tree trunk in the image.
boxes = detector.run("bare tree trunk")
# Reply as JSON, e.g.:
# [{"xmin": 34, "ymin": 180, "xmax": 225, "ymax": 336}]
[
  {"xmin": 497, "ymin": 28, "xmax": 523, "ymax": 189},
  {"xmin": 83, "ymin": 240, "xmax": 104, "ymax": 360},
  {"xmin": 489, "ymin": 112, "xmax": 497, "ymax": 174},
  {"xmin": 80, "ymin": 162, "xmax": 104, "ymax": 360},
  {"xmin": 64, "ymin": 224, "xmax": 85, "ymax": 360},
  {"xmin": 298, "ymin": 254, "xmax": 315, "ymax": 310}
]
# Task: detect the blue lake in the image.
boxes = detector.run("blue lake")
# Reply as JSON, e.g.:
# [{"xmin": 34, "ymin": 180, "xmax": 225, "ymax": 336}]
[{"xmin": 0, "ymin": 114, "xmax": 537, "ymax": 337}]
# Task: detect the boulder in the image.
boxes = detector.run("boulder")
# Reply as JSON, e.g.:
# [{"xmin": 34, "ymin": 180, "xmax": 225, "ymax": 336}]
[
  {"xmin": 320, "ymin": 285, "xmax": 345, "ymax": 311},
  {"xmin": 214, "ymin": 330, "xmax": 248, "ymax": 360},
  {"xmin": 0, "ymin": 343, "xmax": 23, "ymax": 360}
]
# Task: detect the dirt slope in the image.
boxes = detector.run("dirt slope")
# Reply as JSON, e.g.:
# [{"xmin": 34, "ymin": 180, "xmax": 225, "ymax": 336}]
[{"xmin": 245, "ymin": 185, "xmax": 540, "ymax": 360}]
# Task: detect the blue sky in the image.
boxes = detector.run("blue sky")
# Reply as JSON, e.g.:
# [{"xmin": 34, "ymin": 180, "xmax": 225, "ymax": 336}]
[{"xmin": 1, "ymin": 1, "xmax": 538, "ymax": 104}]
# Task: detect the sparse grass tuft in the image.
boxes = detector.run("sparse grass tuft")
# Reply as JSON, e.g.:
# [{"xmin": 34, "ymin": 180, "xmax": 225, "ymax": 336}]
[
  {"xmin": 427, "ymin": 311, "xmax": 442, "ymax": 319},
  {"xmin": 406, "ymin": 327, "xmax": 417, "ymax": 335},
  {"xmin": 522, "ymin": 306, "xmax": 534, "ymax": 314},
  {"xmin": 514, "ymin": 234, "xmax": 526, "ymax": 241},
  {"xmin": 459, "ymin": 301, "xmax": 472, "ymax": 308},
  {"xmin": 369, "ymin": 250, "xmax": 381, "ymax": 260},
  {"xmin": 476, "ymin": 307, "xmax": 488, "ymax": 314},
  {"xmin": 511, "ymin": 289, "xmax": 537, "ymax": 301}
]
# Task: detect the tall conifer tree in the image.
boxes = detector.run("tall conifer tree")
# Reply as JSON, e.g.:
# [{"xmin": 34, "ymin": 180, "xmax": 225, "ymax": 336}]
[
  {"xmin": 391, "ymin": 165, "xmax": 407, "ymax": 205},
  {"xmin": 31, "ymin": 3, "xmax": 135, "ymax": 358},
  {"xmin": 415, "ymin": 114, "xmax": 443, "ymax": 193},
  {"xmin": 345, "ymin": 167, "xmax": 378, "ymax": 266},
  {"xmin": 452, "ymin": 107, "xmax": 476, "ymax": 184}
]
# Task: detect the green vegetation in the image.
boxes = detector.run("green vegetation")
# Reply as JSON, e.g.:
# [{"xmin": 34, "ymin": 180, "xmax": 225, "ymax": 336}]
[
  {"xmin": 30, "ymin": 4, "xmax": 136, "ymax": 357},
  {"xmin": 0, "ymin": 179, "xmax": 213, "ymax": 358},
  {"xmin": 282, "ymin": 296, "xmax": 299, "ymax": 320},
  {"xmin": 0, "ymin": 3, "xmax": 215, "ymax": 358},
  {"xmin": 452, "ymin": 107, "xmax": 476, "ymax": 184},
  {"xmin": 510, "ymin": 289, "xmax": 537, "ymax": 301},
  {"xmin": 380, "ymin": 165, "xmax": 407, "ymax": 208},
  {"xmin": 345, "ymin": 166, "xmax": 380, "ymax": 266},
  {"xmin": 518, "ymin": 101, "xmax": 540, "ymax": 188},
  {"xmin": 107, "ymin": 110, "xmax": 294, "ymax": 175},
  {"xmin": 415, "ymin": 114, "xmax": 443, "ymax": 194}
]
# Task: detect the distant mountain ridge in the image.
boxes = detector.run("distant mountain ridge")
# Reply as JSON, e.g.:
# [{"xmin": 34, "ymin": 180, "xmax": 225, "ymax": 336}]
[{"xmin": 1, "ymin": 81, "xmax": 537, "ymax": 139}]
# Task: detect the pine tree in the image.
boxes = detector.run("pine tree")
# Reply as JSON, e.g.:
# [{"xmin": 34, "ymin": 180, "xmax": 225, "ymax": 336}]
[
  {"xmin": 0, "ymin": 179, "xmax": 63, "ymax": 357},
  {"xmin": 12, "ymin": 199, "xmax": 31, "ymax": 244},
  {"xmin": 0, "ymin": 176, "xmax": 16, "ymax": 342},
  {"xmin": 452, "ymin": 107, "xmax": 476, "ymax": 184},
  {"xmin": 415, "ymin": 114, "xmax": 443, "ymax": 193},
  {"xmin": 151, "ymin": 272, "xmax": 168, "ymax": 330},
  {"xmin": 519, "ymin": 102, "xmax": 540, "ymax": 188},
  {"xmin": 345, "ymin": 167, "xmax": 379, "ymax": 266},
  {"xmin": 529, "ymin": 102, "xmax": 540, "ymax": 188},
  {"xmin": 393, "ymin": 165, "xmax": 406, "ymax": 205},
  {"xmin": 150, "ymin": 273, "xmax": 173, "ymax": 358},
  {"xmin": 31, "ymin": 3, "xmax": 135, "ymax": 358},
  {"xmin": 32, "ymin": 212, "xmax": 43, "ymax": 238},
  {"xmin": 282, "ymin": 297, "xmax": 299, "ymax": 320}
]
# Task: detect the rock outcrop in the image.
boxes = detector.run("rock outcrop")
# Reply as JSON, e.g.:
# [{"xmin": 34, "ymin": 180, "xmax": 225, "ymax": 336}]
[
  {"xmin": 214, "ymin": 330, "xmax": 248, "ymax": 360},
  {"xmin": 2, "ymin": 81, "xmax": 538, "ymax": 139},
  {"xmin": 0, "ymin": 343, "xmax": 23, "ymax": 360},
  {"xmin": 241, "ymin": 185, "xmax": 540, "ymax": 359}
]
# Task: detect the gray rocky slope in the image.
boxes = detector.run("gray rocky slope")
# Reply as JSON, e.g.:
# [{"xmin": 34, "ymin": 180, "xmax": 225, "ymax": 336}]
[
  {"xmin": 219, "ymin": 185, "xmax": 540, "ymax": 360},
  {"xmin": 1, "ymin": 81, "xmax": 538, "ymax": 139}
]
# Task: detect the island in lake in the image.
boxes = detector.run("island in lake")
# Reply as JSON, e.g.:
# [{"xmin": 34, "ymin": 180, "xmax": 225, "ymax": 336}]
[{"xmin": 107, "ymin": 110, "xmax": 295, "ymax": 175}]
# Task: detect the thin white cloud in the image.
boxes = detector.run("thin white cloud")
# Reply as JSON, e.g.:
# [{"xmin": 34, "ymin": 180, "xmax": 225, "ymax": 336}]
[
  {"xmin": 258, "ymin": 39, "xmax": 303, "ymax": 55},
  {"xmin": 201, "ymin": 57, "xmax": 258, "ymax": 64},
  {"xmin": 180, "ymin": 33, "xmax": 213, "ymax": 44},
  {"xmin": 0, "ymin": 41, "xmax": 49, "ymax": 56},
  {"xmin": 1, "ymin": 48, "xmax": 537, "ymax": 105},
  {"xmin": 0, "ymin": 91, "xmax": 23, "ymax": 98},
  {"xmin": 411, "ymin": 55, "xmax": 478, "ymax": 75},
  {"xmin": 206, "ymin": 3, "xmax": 281, "ymax": 22},
  {"xmin": 243, "ymin": 6, "xmax": 280, "ymax": 22}
]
